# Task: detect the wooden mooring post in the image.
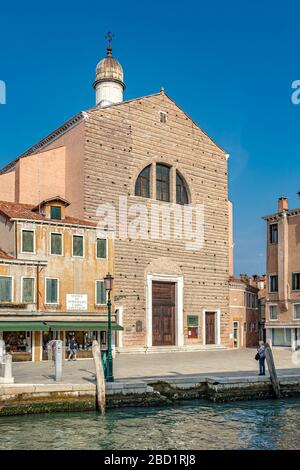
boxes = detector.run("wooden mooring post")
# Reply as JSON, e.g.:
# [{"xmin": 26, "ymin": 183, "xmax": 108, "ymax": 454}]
[
  {"xmin": 265, "ymin": 343, "xmax": 281, "ymax": 398},
  {"xmin": 92, "ymin": 340, "xmax": 106, "ymax": 414}
]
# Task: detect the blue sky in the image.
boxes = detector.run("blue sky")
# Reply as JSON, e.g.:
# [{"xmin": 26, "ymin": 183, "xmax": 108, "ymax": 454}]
[{"xmin": 0, "ymin": 0, "xmax": 299, "ymax": 276}]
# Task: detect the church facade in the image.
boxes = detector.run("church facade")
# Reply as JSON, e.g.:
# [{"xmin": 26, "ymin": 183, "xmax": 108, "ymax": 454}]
[{"xmin": 0, "ymin": 42, "xmax": 232, "ymax": 352}]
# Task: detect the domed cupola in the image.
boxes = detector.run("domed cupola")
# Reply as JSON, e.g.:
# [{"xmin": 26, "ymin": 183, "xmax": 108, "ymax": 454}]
[{"xmin": 93, "ymin": 33, "xmax": 125, "ymax": 107}]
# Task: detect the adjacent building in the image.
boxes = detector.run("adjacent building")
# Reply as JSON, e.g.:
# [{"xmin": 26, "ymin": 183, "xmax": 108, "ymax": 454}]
[
  {"xmin": 263, "ymin": 196, "xmax": 300, "ymax": 349},
  {"xmin": 0, "ymin": 197, "xmax": 121, "ymax": 362},
  {"xmin": 229, "ymin": 276, "xmax": 260, "ymax": 348},
  {"xmin": 0, "ymin": 41, "xmax": 233, "ymax": 352}
]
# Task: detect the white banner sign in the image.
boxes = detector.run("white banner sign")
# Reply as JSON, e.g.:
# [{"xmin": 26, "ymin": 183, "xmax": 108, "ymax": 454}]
[{"xmin": 67, "ymin": 294, "xmax": 88, "ymax": 311}]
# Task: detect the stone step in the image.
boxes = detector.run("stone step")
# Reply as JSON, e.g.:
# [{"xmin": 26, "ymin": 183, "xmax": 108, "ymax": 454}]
[{"xmin": 115, "ymin": 345, "xmax": 227, "ymax": 354}]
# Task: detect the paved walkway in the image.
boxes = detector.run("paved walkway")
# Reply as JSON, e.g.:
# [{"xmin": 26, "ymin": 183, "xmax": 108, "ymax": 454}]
[{"xmin": 7, "ymin": 348, "xmax": 300, "ymax": 385}]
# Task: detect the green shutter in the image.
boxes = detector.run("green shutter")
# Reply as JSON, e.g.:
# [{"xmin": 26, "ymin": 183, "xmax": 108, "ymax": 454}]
[
  {"xmin": 96, "ymin": 281, "xmax": 106, "ymax": 305},
  {"xmin": 97, "ymin": 239, "xmax": 107, "ymax": 258},
  {"xmin": 50, "ymin": 206, "xmax": 62, "ymax": 220},
  {"xmin": 46, "ymin": 279, "xmax": 58, "ymax": 304},
  {"xmin": 73, "ymin": 235, "xmax": 83, "ymax": 256},
  {"xmin": 0, "ymin": 277, "xmax": 12, "ymax": 302},
  {"xmin": 51, "ymin": 233, "xmax": 62, "ymax": 255},
  {"xmin": 292, "ymin": 274, "xmax": 296, "ymax": 291},
  {"xmin": 22, "ymin": 278, "xmax": 34, "ymax": 303},
  {"xmin": 22, "ymin": 230, "xmax": 34, "ymax": 253}
]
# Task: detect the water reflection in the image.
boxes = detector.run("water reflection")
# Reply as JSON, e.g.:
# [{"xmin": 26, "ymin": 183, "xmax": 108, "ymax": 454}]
[{"xmin": 0, "ymin": 399, "xmax": 300, "ymax": 450}]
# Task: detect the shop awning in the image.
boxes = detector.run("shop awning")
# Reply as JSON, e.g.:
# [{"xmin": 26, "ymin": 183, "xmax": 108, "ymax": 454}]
[
  {"xmin": 0, "ymin": 322, "xmax": 49, "ymax": 331},
  {"xmin": 45, "ymin": 322, "xmax": 123, "ymax": 331}
]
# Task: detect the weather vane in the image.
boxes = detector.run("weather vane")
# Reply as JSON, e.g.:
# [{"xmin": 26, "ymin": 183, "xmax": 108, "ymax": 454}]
[{"xmin": 105, "ymin": 32, "xmax": 115, "ymax": 46}]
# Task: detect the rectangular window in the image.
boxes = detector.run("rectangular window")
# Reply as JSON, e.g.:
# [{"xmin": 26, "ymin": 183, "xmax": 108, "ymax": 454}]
[
  {"xmin": 269, "ymin": 305, "xmax": 278, "ymax": 320},
  {"xmin": 269, "ymin": 275, "xmax": 278, "ymax": 293},
  {"xmin": 160, "ymin": 111, "xmax": 167, "ymax": 123},
  {"xmin": 22, "ymin": 230, "xmax": 34, "ymax": 253},
  {"xmin": 269, "ymin": 223, "xmax": 278, "ymax": 244},
  {"xmin": 22, "ymin": 278, "xmax": 35, "ymax": 303},
  {"xmin": 97, "ymin": 239, "xmax": 107, "ymax": 259},
  {"xmin": 46, "ymin": 278, "xmax": 59, "ymax": 304},
  {"xmin": 73, "ymin": 235, "xmax": 84, "ymax": 257},
  {"xmin": 0, "ymin": 276, "xmax": 13, "ymax": 302},
  {"xmin": 294, "ymin": 304, "xmax": 300, "ymax": 320},
  {"xmin": 51, "ymin": 233, "xmax": 63, "ymax": 256},
  {"xmin": 292, "ymin": 273, "xmax": 300, "ymax": 291},
  {"xmin": 50, "ymin": 206, "xmax": 62, "ymax": 220},
  {"xmin": 96, "ymin": 280, "xmax": 106, "ymax": 305}
]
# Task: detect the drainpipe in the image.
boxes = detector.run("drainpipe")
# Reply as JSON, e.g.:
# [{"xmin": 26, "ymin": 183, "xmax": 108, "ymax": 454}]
[
  {"xmin": 36, "ymin": 265, "xmax": 40, "ymax": 312},
  {"xmin": 14, "ymin": 222, "xmax": 18, "ymax": 259},
  {"xmin": 278, "ymin": 199, "xmax": 289, "ymax": 312}
]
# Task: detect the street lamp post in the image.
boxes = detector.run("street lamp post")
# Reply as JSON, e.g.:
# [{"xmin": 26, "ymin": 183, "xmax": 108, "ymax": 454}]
[{"xmin": 104, "ymin": 273, "xmax": 114, "ymax": 382}]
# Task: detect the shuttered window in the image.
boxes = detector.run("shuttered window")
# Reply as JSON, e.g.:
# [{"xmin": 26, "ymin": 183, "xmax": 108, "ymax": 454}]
[
  {"xmin": 51, "ymin": 233, "xmax": 63, "ymax": 255},
  {"xmin": 269, "ymin": 305, "xmax": 278, "ymax": 320},
  {"xmin": 73, "ymin": 235, "xmax": 84, "ymax": 257},
  {"xmin": 96, "ymin": 281, "xmax": 106, "ymax": 305},
  {"xmin": 0, "ymin": 277, "xmax": 12, "ymax": 302},
  {"xmin": 292, "ymin": 273, "xmax": 300, "ymax": 291},
  {"xmin": 269, "ymin": 223, "xmax": 278, "ymax": 244},
  {"xmin": 269, "ymin": 275, "xmax": 278, "ymax": 293},
  {"xmin": 294, "ymin": 304, "xmax": 300, "ymax": 320},
  {"xmin": 97, "ymin": 239, "xmax": 107, "ymax": 259},
  {"xmin": 50, "ymin": 206, "xmax": 62, "ymax": 220},
  {"xmin": 46, "ymin": 278, "xmax": 59, "ymax": 304},
  {"xmin": 22, "ymin": 278, "xmax": 34, "ymax": 303},
  {"xmin": 22, "ymin": 230, "xmax": 34, "ymax": 253}
]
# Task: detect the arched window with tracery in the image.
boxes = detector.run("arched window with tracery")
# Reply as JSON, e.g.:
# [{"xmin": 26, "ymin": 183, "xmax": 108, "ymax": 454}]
[
  {"xmin": 156, "ymin": 164, "xmax": 170, "ymax": 202},
  {"xmin": 135, "ymin": 165, "xmax": 151, "ymax": 198},
  {"xmin": 176, "ymin": 172, "xmax": 189, "ymax": 205}
]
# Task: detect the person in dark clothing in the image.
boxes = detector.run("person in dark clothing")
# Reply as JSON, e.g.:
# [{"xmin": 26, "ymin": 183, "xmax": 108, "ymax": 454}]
[
  {"xmin": 68, "ymin": 336, "xmax": 77, "ymax": 361},
  {"xmin": 257, "ymin": 340, "xmax": 266, "ymax": 375}
]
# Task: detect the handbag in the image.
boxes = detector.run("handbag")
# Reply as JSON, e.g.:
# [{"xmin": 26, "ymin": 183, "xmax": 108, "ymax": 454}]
[{"xmin": 255, "ymin": 352, "xmax": 260, "ymax": 361}]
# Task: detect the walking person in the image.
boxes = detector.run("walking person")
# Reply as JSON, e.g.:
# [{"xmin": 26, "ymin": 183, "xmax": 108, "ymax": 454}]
[
  {"xmin": 68, "ymin": 336, "xmax": 77, "ymax": 361},
  {"xmin": 257, "ymin": 340, "xmax": 266, "ymax": 376}
]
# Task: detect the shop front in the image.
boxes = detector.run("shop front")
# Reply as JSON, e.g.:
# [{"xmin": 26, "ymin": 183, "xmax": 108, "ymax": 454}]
[
  {"xmin": 0, "ymin": 321, "xmax": 123, "ymax": 362},
  {"xmin": 44, "ymin": 322, "xmax": 122, "ymax": 360},
  {"xmin": 0, "ymin": 322, "xmax": 49, "ymax": 362}
]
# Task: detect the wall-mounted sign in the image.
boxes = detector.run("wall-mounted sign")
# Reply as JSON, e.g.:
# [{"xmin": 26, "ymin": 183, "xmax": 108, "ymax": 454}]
[
  {"xmin": 187, "ymin": 315, "xmax": 199, "ymax": 339},
  {"xmin": 67, "ymin": 294, "xmax": 88, "ymax": 311},
  {"xmin": 188, "ymin": 315, "xmax": 199, "ymax": 327}
]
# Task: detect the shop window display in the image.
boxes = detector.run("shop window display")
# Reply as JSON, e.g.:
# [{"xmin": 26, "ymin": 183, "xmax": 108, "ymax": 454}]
[
  {"xmin": 3, "ymin": 331, "xmax": 32, "ymax": 362},
  {"xmin": 65, "ymin": 331, "xmax": 99, "ymax": 358}
]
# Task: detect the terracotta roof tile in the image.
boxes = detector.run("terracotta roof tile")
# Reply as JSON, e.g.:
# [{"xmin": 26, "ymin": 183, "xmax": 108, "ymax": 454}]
[{"xmin": 0, "ymin": 201, "xmax": 97, "ymax": 227}]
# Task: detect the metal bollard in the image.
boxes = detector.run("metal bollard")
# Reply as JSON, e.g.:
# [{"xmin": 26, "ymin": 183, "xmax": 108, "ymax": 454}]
[{"xmin": 54, "ymin": 340, "xmax": 63, "ymax": 382}]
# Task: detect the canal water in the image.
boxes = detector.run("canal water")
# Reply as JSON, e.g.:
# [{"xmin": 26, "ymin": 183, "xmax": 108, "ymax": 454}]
[{"xmin": 1, "ymin": 399, "xmax": 300, "ymax": 450}]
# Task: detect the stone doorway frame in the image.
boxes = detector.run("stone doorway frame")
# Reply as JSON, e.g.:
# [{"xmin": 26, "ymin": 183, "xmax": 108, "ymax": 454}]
[
  {"xmin": 202, "ymin": 309, "xmax": 221, "ymax": 346},
  {"xmin": 146, "ymin": 274, "xmax": 184, "ymax": 348}
]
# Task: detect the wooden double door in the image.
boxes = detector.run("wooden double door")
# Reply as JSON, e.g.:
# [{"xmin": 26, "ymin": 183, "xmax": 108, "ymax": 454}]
[{"xmin": 152, "ymin": 281, "xmax": 176, "ymax": 346}]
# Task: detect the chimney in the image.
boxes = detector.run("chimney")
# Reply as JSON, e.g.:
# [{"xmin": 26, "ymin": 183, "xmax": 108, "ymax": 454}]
[{"xmin": 278, "ymin": 197, "xmax": 288, "ymax": 212}]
